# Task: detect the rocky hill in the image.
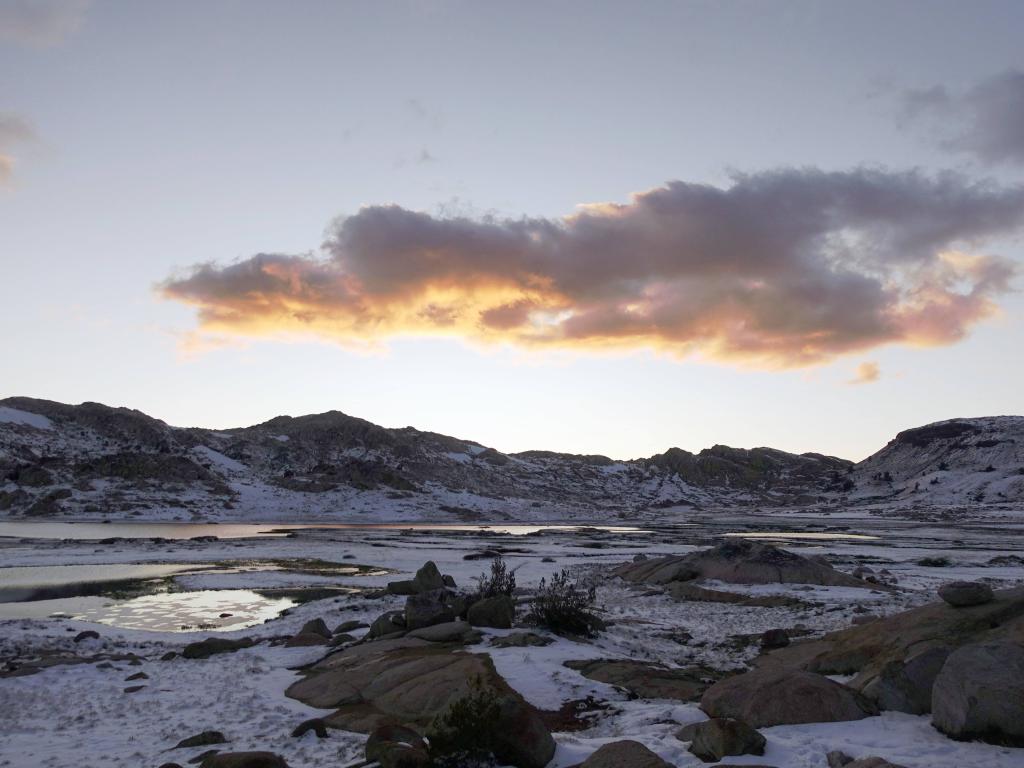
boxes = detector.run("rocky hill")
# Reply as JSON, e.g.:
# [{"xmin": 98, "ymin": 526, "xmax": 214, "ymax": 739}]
[
  {"xmin": 850, "ymin": 416, "xmax": 1024, "ymax": 507},
  {"xmin": 0, "ymin": 397, "xmax": 1021, "ymax": 522}
]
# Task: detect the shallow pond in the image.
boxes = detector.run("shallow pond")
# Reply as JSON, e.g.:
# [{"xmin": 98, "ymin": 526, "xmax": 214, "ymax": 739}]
[
  {"xmin": 0, "ymin": 589, "xmax": 293, "ymax": 632},
  {"xmin": 0, "ymin": 563, "xmax": 210, "ymax": 602}
]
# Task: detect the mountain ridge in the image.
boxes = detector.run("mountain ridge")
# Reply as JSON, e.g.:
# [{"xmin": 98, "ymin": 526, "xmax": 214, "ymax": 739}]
[{"xmin": 1, "ymin": 396, "xmax": 1022, "ymax": 522}]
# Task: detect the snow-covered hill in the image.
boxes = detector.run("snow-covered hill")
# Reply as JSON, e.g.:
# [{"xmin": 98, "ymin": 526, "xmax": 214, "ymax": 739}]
[
  {"xmin": 850, "ymin": 417, "xmax": 1024, "ymax": 506},
  {"xmin": 1, "ymin": 398, "xmax": 1021, "ymax": 521}
]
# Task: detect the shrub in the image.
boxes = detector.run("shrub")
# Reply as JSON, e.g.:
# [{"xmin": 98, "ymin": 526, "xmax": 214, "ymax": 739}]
[
  {"xmin": 429, "ymin": 676, "xmax": 503, "ymax": 767},
  {"xmin": 475, "ymin": 557, "xmax": 516, "ymax": 600},
  {"xmin": 529, "ymin": 569, "xmax": 603, "ymax": 637}
]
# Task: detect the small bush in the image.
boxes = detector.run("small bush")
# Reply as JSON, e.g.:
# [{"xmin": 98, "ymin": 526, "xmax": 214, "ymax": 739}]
[
  {"xmin": 429, "ymin": 676, "xmax": 503, "ymax": 767},
  {"xmin": 475, "ymin": 557, "xmax": 516, "ymax": 600},
  {"xmin": 529, "ymin": 569, "xmax": 603, "ymax": 637}
]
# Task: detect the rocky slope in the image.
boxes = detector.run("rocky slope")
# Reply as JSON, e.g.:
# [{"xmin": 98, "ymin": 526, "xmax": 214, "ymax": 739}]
[
  {"xmin": 0, "ymin": 397, "xmax": 1021, "ymax": 521},
  {"xmin": 850, "ymin": 417, "xmax": 1024, "ymax": 507}
]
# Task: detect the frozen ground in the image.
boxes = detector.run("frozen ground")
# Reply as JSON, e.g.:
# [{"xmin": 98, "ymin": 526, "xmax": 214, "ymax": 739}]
[{"xmin": 1, "ymin": 510, "xmax": 1023, "ymax": 768}]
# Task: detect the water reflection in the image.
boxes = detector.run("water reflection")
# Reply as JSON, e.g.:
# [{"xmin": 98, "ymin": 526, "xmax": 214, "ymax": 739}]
[
  {"xmin": 0, "ymin": 521, "xmax": 650, "ymax": 541},
  {"xmin": 0, "ymin": 589, "xmax": 293, "ymax": 632}
]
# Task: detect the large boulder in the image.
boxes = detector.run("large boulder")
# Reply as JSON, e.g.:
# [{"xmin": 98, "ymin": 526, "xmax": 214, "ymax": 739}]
[
  {"xmin": 286, "ymin": 638, "xmax": 555, "ymax": 768},
  {"xmin": 931, "ymin": 641, "xmax": 1024, "ymax": 745},
  {"xmin": 575, "ymin": 740, "xmax": 673, "ymax": 768},
  {"xmin": 298, "ymin": 618, "xmax": 331, "ymax": 638},
  {"xmin": 860, "ymin": 646, "xmax": 950, "ymax": 714},
  {"xmin": 938, "ymin": 581, "xmax": 994, "ymax": 608},
  {"xmin": 405, "ymin": 588, "xmax": 464, "ymax": 631},
  {"xmin": 387, "ymin": 561, "xmax": 449, "ymax": 596},
  {"xmin": 614, "ymin": 540, "xmax": 872, "ymax": 588},
  {"xmin": 759, "ymin": 586, "xmax": 1024, "ymax": 682},
  {"xmin": 677, "ymin": 718, "xmax": 766, "ymax": 762},
  {"xmin": 369, "ymin": 610, "xmax": 407, "ymax": 639},
  {"xmin": 701, "ymin": 668, "xmax": 877, "ymax": 727},
  {"xmin": 467, "ymin": 595, "xmax": 515, "ymax": 629},
  {"xmin": 565, "ymin": 659, "xmax": 719, "ymax": 701},
  {"xmin": 406, "ymin": 620, "xmax": 479, "ymax": 643}
]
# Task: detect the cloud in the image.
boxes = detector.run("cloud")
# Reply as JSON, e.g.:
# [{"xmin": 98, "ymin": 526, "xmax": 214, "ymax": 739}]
[
  {"xmin": 902, "ymin": 70, "xmax": 1024, "ymax": 164},
  {"xmin": 0, "ymin": 0, "xmax": 89, "ymax": 46},
  {"xmin": 0, "ymin": 113, "xmax": 36, "ymax": 183},
  {"xmin": 848, "ymin": 361, "xmax": 880, "ymax": 385},
  {"xmin": 161, "ymin": 168, "xmax": 1024, "ymax": 367}
]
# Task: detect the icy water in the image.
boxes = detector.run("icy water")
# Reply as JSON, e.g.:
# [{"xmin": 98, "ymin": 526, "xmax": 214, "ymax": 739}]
[
  {"xmin": 0, "ymin": 589, "xmax": 293, "ymax": 631},
  {"xmin": 0, "ymin": 563, "xmax": 209, "ymax": 602},
  {"xmin": 0, "ymin": 521, "xmax": 649, "ymax": 540}
]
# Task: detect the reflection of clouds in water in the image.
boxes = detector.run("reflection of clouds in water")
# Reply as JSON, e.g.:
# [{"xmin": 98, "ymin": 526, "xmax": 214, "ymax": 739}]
[{"xmin": 75, "ymin": 589, "xmax": 292, "ymax": 632}]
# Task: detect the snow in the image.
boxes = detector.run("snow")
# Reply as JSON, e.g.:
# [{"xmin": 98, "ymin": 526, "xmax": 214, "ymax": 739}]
[
  {"xmin": 0, "ymin": 406, "xmax": 53, "ymax": 431},
  {"xmin": 0, "ymin": 514, "xmax": 1022, "ymax": 767},
  {"xmin": 193, "ymin": 445, "xmax": 249, "ymax": 473}
]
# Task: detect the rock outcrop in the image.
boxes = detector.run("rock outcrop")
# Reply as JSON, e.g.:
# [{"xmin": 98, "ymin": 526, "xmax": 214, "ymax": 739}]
[
  {"xmin": 285, "ymin": 638, "xmax": 555, "ymax": 768},
  {"xmin": 931, "ymin": 641, "xmax": 1024, "ymax": 745},
  {"xmin": 677, "ymin": 718, "xmax": 766, "ymax": 762},
  {"xmin": 614, "ymin": 540, "xmax": 872, "ymax": 588},
  {"xmin": 700, "ymin": 668, "xmax": 877, "ymax": 727}
]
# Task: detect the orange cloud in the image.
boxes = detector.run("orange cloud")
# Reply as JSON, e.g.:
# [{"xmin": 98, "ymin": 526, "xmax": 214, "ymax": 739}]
[
  {"xmin": 160, "ymin": 169, "xmax": 1024, "ymax": 367},
  {"xmin": 848, "ymin": 361, "xmax": 881, "ymax": 385}
]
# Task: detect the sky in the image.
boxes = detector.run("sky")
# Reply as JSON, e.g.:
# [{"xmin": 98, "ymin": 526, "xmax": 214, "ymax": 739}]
[{"xmin": 1, "ymin": 0, "xmax": 1023, "ymax": 461}]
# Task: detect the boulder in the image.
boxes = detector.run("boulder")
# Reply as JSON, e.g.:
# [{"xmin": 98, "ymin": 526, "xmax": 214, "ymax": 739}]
[
  {"xmin": 388, "ymin": 561, "xmax": 449, "ymax": 595},
  {"xmin": 404, "ymin": 588, "xmax": 464, "ymax": 631},
  {"xmin": 613, "ymin": 540, "xmax": 872, "ymax": 588},
  {"xmin": 677, "ymin": 718, "xmax": 765, "ymax": 762},
  {"xmin": 173, "ymin": 730, "xmax": 227, "ymax": 749},
  {"xmin": 565, "ymin": 659, "xmax": 719, "ymax": 701},
  {"xmin": 938, "ymin": 581, "xmax": 994, "ymax": 608},
  {"xmin": 182, "ymin": 637, "xmax": 254, "ymax": 660},
  {"xmin": 198, "ymin": 753, "xmax": 289, "ymax": 768},
  {"xmin": 298, "ymin": 618, "xmax": 331, "ymax": 638},
  {"xmin": 931, "ymin": 641, "xmax": 1024, "ymax": 745},
  {"xmin": 759, "ymin": 586, "xmax": 1024, "ymax": 682},
  {"xmin": 467, "ymin": 595, "xmax": 515, "ymax": 629},
  {"xmin": 701, "ymin": 668, "xmax": 877, "ymax": 727},
  {"xmin": 365, "ymin": 724, "xmax": 429, "ymax": 768},
  {"xmin": 369, "ymin": 610, "xmax": 407, "ymax": 639},
  {"xmin": 406, "ymin": 620, "xmax": 479, "ymax": 643},
  {"xmin": 414, "ymin": 561, "xmax": 446, "ymax": 592},
  {"xmin": 286, "ymin": 638, "xmax": 555, "ymax": 768},
  {"xmin": 575, "ymin": 740, "xmax": 673, "ymax": 768},
  {"xmin": 859, "ymin": 646, "xmax": 950, "ymax": 714}
]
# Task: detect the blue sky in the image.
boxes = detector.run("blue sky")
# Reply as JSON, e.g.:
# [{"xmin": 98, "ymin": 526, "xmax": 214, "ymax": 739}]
[{"xmin": 1, "ymin": 1, "xmax": 1023, "ymax": 460}]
